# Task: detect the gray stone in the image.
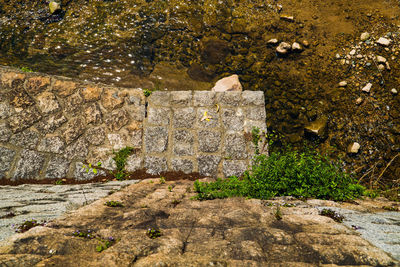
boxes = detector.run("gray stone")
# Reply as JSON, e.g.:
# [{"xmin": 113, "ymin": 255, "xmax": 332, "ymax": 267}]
[
  {"xmin": 242, "ymin": 91, "xmax": 264, "ymax": 106},
  {"xmin": 171, "ymin": 158, "xmax": 194, "ymax": 174},
  {"xmin": 244, "ymin": 120, "xmax": 267, "ymax": 133},
  {"xmin": 173, "ymin": 130, "xmax": 194, "ymax": 156},
  {"xmin": 145, "ymin": 126, "xmax": 168, "ymax": 153},
  {"xmin": 64, "ymin": 93, "xmax": 84, "ymax": 115},
  {"xmin": 64, "ymin": 117, "xmax": 85, "ymax": 144},
  {"xmin": 107, "ymin": 133, "xmax": 127, "ymax": 150},
  {"xmin": 131, "ymin": 130, "xmax": 142, "ymax": 148},
  {"xmin": 0, "ymin": 123, "xmax": 12, "ymax": 142},
  {"xmin": 147, "ymin": 107, "xmax": 171, "ymax": 125},
  {"xmin": 225, "ymin": 134, "xmax": 248, "ymax": 160},
  {"xmin": 148, "ymin": 91, "xmax": 170, "ymax": 106},
  {"xmin": 64, "ymin": 138, "xmax": 89, "ymax": 160},
  {"xmin": 35, "ymin": 113, "xmax": 67, "ymax": 134},
  {"xmin": 105, "ymin": 108, "xmax": 130, "ymax": 131},
  {"xmin": 145, "ymin": 156, "xmax": 167, "ymax": 175},
  {"xmin": 125, "ymin": 105, "xmax": 145, "ymax": 121},
  {"xmin": 85, "ymin": 127, "xmax": 106, "ymax": 146},
  {"xmin": 85, "ymin": 103, "xmax": 102, "ymax": 125},
  {"xmin": 193, "ymin": 91, "xmax": 216, "ymax": 106},
  {"xmin": 173, "ymin": 107, "xmax": 196, "ymax": 128},
  {"xmin": 45, "ymin": 157, "xmax": 70, "ymax": 179},
  {"xmin": 198, "ymin": 130, "xmax": 221, "ymax": 153},
  {"xmin": 221, "ymin": 108, "xmax": 244, "ymax": 131},
  {"xmin": 9, "ymin": 130, "xmax": 39, "ymax": 149},
  {"xmin": 223, "ymin": 160, "xmax": 248, "ymax": 177},
  {"xmin": 8, "ymin": 107, "xmax": 42, "ymax": 133},
  {"xmin": 12, "ymin": 150, "xmax": 45, "ymax": 180},
  {"xmin": 0, "ymin": 102, "xmax": 12, "ymax": 119},
  {"xmin": 170, "ymin": 91, "xmax": 192, "ymax": 106},
  {"xmin": 197, "ymin": 108, "xmax": 219, "ymax": 128},
  {"xmin": 36, "ymin": 92, "xmax": 60, "ymax": 114},
  {"xmin": 197, "ymin": 155, "xmax": 221, "ymax": 177},
  {"xmin": 0, "ymin": 147, "xmax": 16, "ymax": 177},
  {"xmin": 216, "ymin": 92, "xmax": 241, "ymax": 106},
  {"xmin": 37, "ymin": 136, "xmax": 65, "ymax": 154},
  {"xmin": 73, "ymin": 162, "xmax": 104, "ymax": 180},
  {"xmin": 125, "ymin": 155, "xmax": 142, "ymax": 172},
  {"xmin": 87, "ymin": 147, "xmax": 115, "ymax": 171},
  {"xmin": 245, "ymin": 106, "xmax": 266, "ymax": 121}
]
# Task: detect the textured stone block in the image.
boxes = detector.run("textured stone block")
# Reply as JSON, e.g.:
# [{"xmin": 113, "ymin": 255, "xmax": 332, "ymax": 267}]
[
  {"xmin": 148, "ymin": 91, "xmax": 170, "ymax": 106},
  {"xmin": 9, "ymin": 130, "xmax": 39, "ymax": 149},
  {"xmin": 173, "ymin": 130, "xmax": 194, "ymax": 156},
  {"xmin": 198, "ymin": 155, "xmax": 221, "ymax": 177},
  {"xmin": 147, "ymin": 107, "xmax": 171, "ymax": 125},
  {"xmin": 245, "ymin": 106, "xmax": 266, "ymax": 121},
  {"xmin": 64, "ymin": 93, "xmax": 83, "ymax": 115},
  {"xmin": 0, "ymin": 72, "xmax": 25, "ymax": 90},
  {"xmin": 13, "ymin": 150, "xmax": 45, "ymax": 180},
  {"xmin": 193, "ymin": 91, "xmax": 216, "ymax": 106},
  {"xmin": 221, "ymin": 108, "xmax": 244, "ymax": 131},
  {"xmin": 8, "ymin": 86, "xmax": 34, "ymax": 108},
  {"xmin": 74, "ymin": 162, "xmax": 105, "ymax": 180},
  {"xmin": 87, "ymin": 147, "xmax": 115, "ymax": 170},
  {"xmin": 216, "ymin": 91, "xmax": 241, "ymax": 106},
  {"xmin": 223, "ymin": 160, "xmax": 248, "ymax": 177},
  {"xmin": 0, "ymin": 147, "xmax": 16, "ymax": 177},
  {"xmin": 64, "ymin": 138, "xmax": 89, "ymax": 160},
  {"xmin": 81, "ymin": 86, "xmax": 103, "ymax": 102},
  {"xmin": 64, "ymin": 117, "xmax": 85, "ymax": 144},
  {"xmin": 36, "ymin": 92, "xmax": 60, "ymax": 114},
  {"xmin": 0, "ymin": 123, "xmax": 12, "ymax": 142},
  {"xmin": 35, "ymin": 113, "xmax": 67, "ymax": 134},
  {"xmin": 8, "ymin": 107, "xmax": 42, "ymax": 133},
  {"xmin": 38, "ymin": 136, "xmax": 65, "ymax": 154},
  {"xmin": 125, "ymin": 90, "xmax": 145, "ymax": 106},
  {"xmin": 85, "ymin": 127, "xmax": 106, "ymax": 146},
  {"xmin": 45, "ymin": 157, "xmax": 70, "ymax": 179},
  {"xmin": 242, "ymin": 91, "xmax": 264, "ymax": 106},
  {"xmin": 145, "ymin": 126, "xmax": 168, "ymax": 153},
  {"xmin": 197, "ymin": 108, "xmax": 219, "ymax": 128},
  {"xmin": 53, "ymin": 79, "xmax": 77, "ymax": 97},
  {"xmin": 125, "ymin": 155, "xmax": 142, "ymax": 172},
  {"xmin": 26, "ymin": 76, "xmax": 50, "ymax": 95},
  {"xmin": 131, "ymin": 129, "xmax": 142, "ymax": 148},
  {"xmin": 171, "ymin": 91, "xmax": 192, "ymax": 106},
  {"xmin": 172, "ymin": 158, "xmax": 194, "ymax": 174},
  {"xmin": 102, "ymin": 89, "xmax": 124, "ymax": 111},
  {"xmin": 125, "ymin": 105, "xmax": 145, "ymax": 121},
  {"xmin": 0, "ymin": 102, "xmax": 12, "ymax": 119},
  {"xmin": 225, "ymin": 134, "xmax": 248, "ymax": 160},
  {"xmin": 85, "ymin": 103, "xmax": 102, "ymax": 125},
  {"xmin": 145, "ymin": 156, "xmax": 167, "ymax": 175},
  {"xmin": 105, "ymin": 109, "xmax": 130, "ymax": 131},
  {"xmin": 244, "ymin": 120, "xmax": 267, "ymax": 133},
  {"xmin": 107, "ymin": 133, "xmax": 128, "ymax": 150},
  {"xmin": 173, "ymin": 107, "xmax": 195, "ymax": 128},
  {"xmin": 198, "ymin": 130, "xmax": 221, "ymax": 153}
]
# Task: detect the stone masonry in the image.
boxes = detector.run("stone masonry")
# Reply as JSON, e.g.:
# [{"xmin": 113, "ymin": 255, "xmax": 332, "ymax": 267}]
[{"xmin": 0, "ymin": 66, "xmax": 267, "ymax": 180}]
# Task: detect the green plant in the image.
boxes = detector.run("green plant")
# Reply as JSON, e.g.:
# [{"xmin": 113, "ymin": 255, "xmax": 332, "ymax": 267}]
[
  {"xmin": 382, "ymin": 206, "xmax": 398, "ymax": 211},
  {"xmin": 168, "ymin": 185, "xmax": 173, "ymax": 192},
  {"xmin": 73, "ymin": 229, "xmax": 95, "ymax": 239},
  {"xmin": 146, "ymin": 227, "xmax": 162, "ymax": 239},
  {"xmin": 96, "ymin": 237, "xmax": 116, "ymax": 252},
  {"xmin": 20, "ymin": 67, "xmax": 33, "ymax": 72},
  {"xmin": 14, "ymin": 219, "xmax": 46, "ymax": 233},
  {"xmin": 104, "ymin": 201, "xmax": 124, "ymax": 207},
  {"xmin": 275, "ymin": 205, "xmax": 282, "ymax": 220},
  {"xmin": 320, "ymin": 209, "xmax": 344, "ymax": 223},
  {"xmin": 55, "ymin": 179, "xmax": 64, "ymax": 185},
  {"xmin": 363, "ymin": 189, "xmax": 379, "ymax": 199},
  {"xmin": 82, "ymin": 162, "xmax": 102, "ymax": 176},
  {"xmin": 159, "ymin": 176, "xmax": 166, "ymax": 184},
  {"xmin": 113, "ymin": 147, "xmax": 134, "ymax": 180},
  {"xmin": 143, "ymin": 89, "xmax": 152, "ymax": 97}
]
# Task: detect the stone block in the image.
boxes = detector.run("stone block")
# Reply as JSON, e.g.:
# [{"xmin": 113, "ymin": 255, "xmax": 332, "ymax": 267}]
[
  {"xmin": 7, "ymin": 86, "xmax": 35, "ymax": 109},
  {"xmin": 198, "ymin": 130, "xmax": 221, "ymax": 153},
  {"xmin": 37, "ymin": 136, "xmax": 65, "ymax": 154},
  {"xmin": 144, "ymin": 126, "xmax": 168, "ymax": 153},
  {"xmin": 173, "ymin": 107, "xmax": 195, "ymax": 128},
  {"xmin": 12, "ymin": 150, "xmax": 45, "ymax": 180},
  {"xmin": 87, "ymin": 147, "xmax": 115, "ymax": 170},
  {"xmin": 35, "ymin": 113, "xmax": 67, "ymax": 134},
  {"xmin": 101, "ymin": 89, "xmax": 124, "ymax": 111},
  {"xmin": 197, "ymin": 108, "xmax": 219, "ymax": 128},
  {"xmin": 0, "ymin": 147, "xmax": 16, "ymax": 177},
  {"xmin": 64, "ymin": 117, "xmax": 85, "ymax": 144},
  {"xmin": 53, "ymin": 79, "xmax": 77, "ymax": 97},
  {"xmin": 193, "ymin": 91, "xmax": 216, "ymax": 107},
  {"xmin": 131, "ymin": 129, "xmax": 142, "ymax": 148},
  {"xmin": 147, "ymin": 107, "xmax": 171, "ymax": 125},
  {"xmin": 221, "ymin": 108, "xmax": 244, "ymax": 131},
  {"xmin": 124, "ymin": 89, "xmax": 145, "ymax": 106},
  {"xmin": 0, "ymin": 123, "xmax": 12, "ymax": 142},
  {"xmin": 36, "ymin": 92, "xmax": 60, "ymax": 114},
  {"xmin": 81, "ymin": 86, "xmax": 103, "ymax": 102},
  {"xmin": 125, "ymin": 155, "xmax": 142, "ymax": 172},
  {"xmin": 73, "ymin": 162, "xmax": 105, "ymax": 180},
  {"xmin": 85, "ymin": 103, "xmax": 102, "ymax": 125},
  {"xmin": 107, "ymin": 133, "xmax": 128, "ymax": 150},
  {"xmin": 8, "ymin": 107, "xmax": 42, "ymax": 133},
  {"xmin": 105, "ymin": 108, "xmax": 130, "ymax": 131},
  {"xmin": 172, "ymin": 158, "xmax": 194, "ymax": 174},
  {"xmin": 216, "ymin": 91, "xmax": 241, "ymax": 106},
  {"xmin": 0, "ymin": 72, "xmax": 25, "ymax": 90},
  {"xmin": 85, "ymin": 127, "xmax": 106, "ymax": 146},
  {"xmin": 173, "ymin": 130, "xmax": 194, "ymax": 156},
  {"xmin": 9, "ymin": 130, "xmax": 39, "ymax": 149},
  {"xmin": 0, "ymin": 102, "xmax": 12, "ymax": 119},
  {"xmin": 245, "ymin": 106, "xmax": 266, "ymax": 121},
  {"xmin": 244, "ymin": 120, "xmax": 267, "ymax": 133},
  {"xmin": 242, "ymin": 91, "xmax": 264, "ymax": 106},
  {"xmin": 125, "ymin": 105, "xmax": 145, "ymax": 122},
  {"xmin": 26, "ymin": 76, "xmax": 50, "ymax": 95},
  {"xmin": 145, "ymin": 156, "xmax": 167, "ymax": 175},
  {"xmin": 170, "ymin": 91, "xmax": 192, "ymax": 106},
  {"xmin": 64, "ymin": 93, "xmax": 83, "ymax": 115},
  {"xmin": 148, "ymin": 91, "xmax": 170, "ymax": 106},
  {"xmin": 45, "ymin": 157, "xmax": 70, "ymax": 179},
  {"xmin": 223, "ymin": 160, "xmax": 248, "ymax": 177},
  {"xmin": 197, "ymin": 155, "xmax": 221, "ymax": 177},
  {"xmin": 225, "ymin": 134, "xmax": 248, "ymax": 160},
  {"xmin": 64, "ymin": 137, "xmax": 89, "ymax": 160}
]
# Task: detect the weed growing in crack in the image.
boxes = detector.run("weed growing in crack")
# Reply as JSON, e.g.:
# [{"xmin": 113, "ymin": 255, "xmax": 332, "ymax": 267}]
[
  {"xmin": 275, "ymin": 205, "xmax": 282, "ymax": 220},
  {"xmin": 320, "ymin": 209, "xmax": 344, "ymax": 223},
  {"xmin": 146, "ymin": 227, "xmax": 162, "ymax": 239},
  {"xmin": 14, "ymin": 219, "xmax": 46, "ymax": 233},
  {"xmin": 96, "ymin": 236, "xmax": 116, "ymax": 252},
  {"xmin": 104, "ymin": 201, "xmax": 124, "ymax": 207},
  {"xmin": 113, "ymin": 147, "xmax": 134, "ymax": 180}
]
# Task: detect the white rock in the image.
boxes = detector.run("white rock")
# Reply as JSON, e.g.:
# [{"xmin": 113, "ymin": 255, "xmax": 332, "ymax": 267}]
[
  {"xmin": 211, "ymin": 74, "xmax": 242, "ymax": 92},
  {"xmin": 376, "ymin": 37, "xmax": 391, "ymax": 46},
  {"xmin": 267, "ymin": 38, "xmax": 279, "ymax": 45},
  {"xmin": 49, "ymin": 1, "xmax": 61, "ymax": 14},
  {"xmin": 347, "ymin": 142, "xmax": 360, "ymax": 154},
  {"xmin": 356, "ymin": 54, "xmax": 363, "ymax": 59},
  {"xmin": 378, "ymin": 64, "xmax": 385, "ymax": 71},
  {"xmin": 355, "ymin": 97, "xmax": 363, "ymax": 105},
  {"xmin": 338, "ymin": 81, "xmax": 347, "ymax": 87},
  {"xmin": 291, "ymin": 42, "xmax": 303, "ymax": 52},
  {"xmin": 362, "ymin": 83, "xmax": 372, "ymax": 93},
  {"xmin": 276, "ymin": 42, "xmax": 291, "ymax": 55},
  {"xmin": 349, "ymin": 49, "xmax": 356, "ymax": 56},
  {"xmin": 376, "ymin": 55, "xmax": 387, "ymax": 63},
  {"xmin": 391, "ymin": 88, "xmax": 398, "ymax": 95},
  {"xmin": 360, "ymin": 32, "xmax": 370, "ymax": 41},
  {"xmin": 280, "ymin": 15, "xmax": 294, "ymax": 22}
]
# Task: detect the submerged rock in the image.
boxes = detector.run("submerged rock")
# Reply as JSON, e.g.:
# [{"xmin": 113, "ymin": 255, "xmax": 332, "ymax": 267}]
[
  {"xmin": 376, "ymin": 37, "xmax": 391, "ymax": 46},
  {"xmin": 362, "ymin": 83, "xmax": 372, "ymax": 93},
  {"xmin": 360, "ymin": 32, "xmax": 370, "ymax": 41},
  {"xmin": 276, "ymin": 42, "xmax": 291, "ymax": 55},
  {"xmin": 304, "ymin": 117, "xmax": 328, "ymax": 140},
  {"xmin": 49, "ymin": 1, "xmax": 61, "ymax": 14},
  {"xmin": 347, "ymin": 142, "xmax": 360, "ymax": 154},
  {"xmin": 211, "ymin": 75, "xmax": 242, "ymax": 92}
]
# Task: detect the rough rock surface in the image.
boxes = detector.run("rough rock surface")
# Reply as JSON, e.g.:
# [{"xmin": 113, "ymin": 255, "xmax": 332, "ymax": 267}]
[
  {"xmin": 0, "ymin": 180, "xmax": 398, "ymax": 266},
  {"xmin": 211, "ymin": 74, "xmax": 243, "ymax": 92}
]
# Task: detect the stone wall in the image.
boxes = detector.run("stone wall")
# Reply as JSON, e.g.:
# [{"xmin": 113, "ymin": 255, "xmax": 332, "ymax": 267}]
[{"xmin": 0, "ymin": 66, "xmax": 267, "ymax": 180}]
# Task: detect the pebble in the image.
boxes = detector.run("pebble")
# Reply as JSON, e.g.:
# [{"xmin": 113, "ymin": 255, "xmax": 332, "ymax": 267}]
[
  {"xmin": 280, "ymin": 15, "xmax": 294, "ymax": 22},
  {"xmin": 276, "ymin": 42, "xmax": 291, "ymax": 55},
  {"xmin": 376, "ymin": 55, "xmax": 387, "ymax": 63},
  {"xmin": 360, "ymin": 32, "xmax": 370, "ymax": 41},
  {"xmin": 347, "ymin": 142, "xmax": 361, "ymax": 154},
  {"xmin": 339, "ymin": 81, "xmax": 348, "ymax": 87},
  {"xmin": 302, "ymin": 40, "xmax": 309, "ymax": 47},
  {"xmin": 378, "ymin": 64, "xmax": 385, "ymax": 71},
  {"xmin": 356, "ymin": 97, "xmax": 363, "ymax": 105},
  {"xmin": 349, "ymin": 49, "xmax": 356, "ymax": 56},
  {"xmin": 356, "ymin": 54, "xmax": 363, "ymax": 59},
  {"xmin": 376, "ymin": 37, "xmax": 391, "ymax": 46},
  {"xmin": 391, "ymin": 88, "xmax": 398, "ymax": 95},
  {"xmin": 267, "ymin": 38, "xmax": 279, "ymax": 45},
  {"xmin": 291, "ymin": 42, "xmax": 303, "ymax": 52},
  {"xmin": 362, "ymin": 83, "xmax": 372, "ymax": 93}
]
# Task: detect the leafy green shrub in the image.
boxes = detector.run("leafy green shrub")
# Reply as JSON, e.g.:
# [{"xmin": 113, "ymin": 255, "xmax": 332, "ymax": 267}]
[
  {"xmin": 194, "ymin": 150, "xmax": 365, "ymax": 201},
  {"xmin": 104, "ymin": 200, "xmax": 124, "ymax": 207},
  {"xmin": 146, "ymin": 227, "xmax": 162, "ymax": 239},
  {"xmin": 113, "ymin": 147, "xmax": 134, "ymax": 180}
]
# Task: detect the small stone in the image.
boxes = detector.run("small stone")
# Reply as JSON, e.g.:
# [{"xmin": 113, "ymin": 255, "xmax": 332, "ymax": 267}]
[
  {"xmin": 49, "ymin": 1, "xmax": 61, "ymax": 14},
  {"xmin": 376, "ymin": 37, "xmax": 391, "ymax": 46},
  {"xmin": 0, "ymin": 123, "xmax": 12, "ymax": 142},
  {"xmin": 280, "ymin": 15, "xmax": 294, "ymax": 22},
  {"xmin": 197, "ymin": 155, "xmax": 221, "ymax": 177},
  {"xmin": 291, "ymin": 42, "xmax": 303, "ymax": 52},
  {"xmin": 26, "ymin": 76, "xmax": 50, "ymax": 95},
  {"xmin": 355, "ymin": 97, "xmax": 363, "ymax": 105},
  {"xmin": 360, "ymin": 32, "xmax": 370, "ymax": 41},
  {"xmin": 356, "ymin": 54, "xmax": 363, "ymax": 59},
  {"xmin": 338, "ymin": 81, "xmax": 347, "ymax": 87},
  {"xmin": 211, "ymin": 75, "xmax": 242, "ymax": 92},
  {"xmin": 107, "ymin": 133, "xmax": 127, "ymax": 150},
  {"xmin": 302, "ymin": 40, "xmax": 309, "ymax": 47},
  {"xmin": 276, "ymin": 42, "xmax": 291, "ymax": 55},
  {"xmin": 362, "ymin": 83, "xmax": 372, "ymax": 93},
  {"xmin": 304, "ymin": 117, "xmax": 328, "ymax": 139},
  {"xmin": 347, "ymin": 142, "xmax": 360, "ymax": 154},
  {"xmin": 173, "ymin": 130, "xmax": 194, "ymax": 156},
  {"xmin": 267, "ymin": 38, "xmax": 279, "ymax": 45},
  {"xmin": 378, "ymin": 64, "xmax": 385, "ymax": 71},
  {"xmin": 8, "ymin": 107, "xmax": 42, "ymax": 133},
  {"xmin": 64, "ymin": 138, "xmax": 89, "ymax": 160},
  {"xmin": 349, "ymin": 49, "xmax": 356, "ymax": 56},
  {"xmin": 376, "ymin": 56, "xmax": 387, "ymax": 63},
  {"xmin": 125, "ymin": 155, "xmax": 142, "ymax": 172},
  {"xmin": 198, "ymin": 130, "xmax": 222, "ymax": 153},
  {"xmin": 391, "ymin": 88, "xmax": 398, "ymax": 95},
  {"xmin": 35, "ymin": 113, "xmax": 67, "ymax": 134}
]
